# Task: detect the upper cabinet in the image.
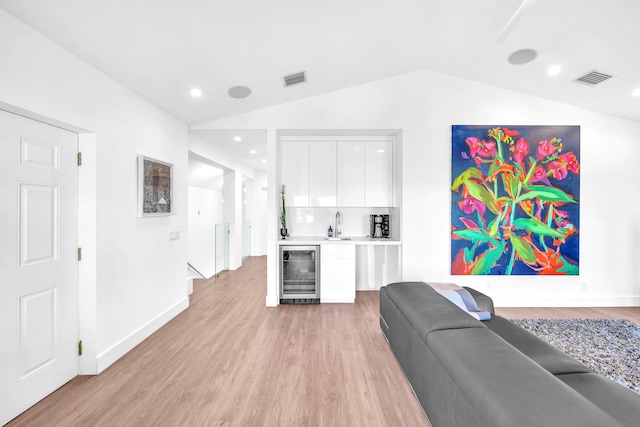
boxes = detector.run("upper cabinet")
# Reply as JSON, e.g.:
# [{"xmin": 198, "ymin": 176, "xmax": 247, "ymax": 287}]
[
  {"xmin": 281, "ymin": 138, "xmax": 395, "ymax": 207},
  {"xmin": 281, "ymin": 141, "xmax": 310, "ymax": 207},
  {"xmin": 364, "ymin": 141, "xmax": 393, "ymax": 207},
  {"xmin": 309, "ymin": 141, "xmax": 337, "ymax": 206},
  {"xmin": 337, "ymin": 142, "xmax": 365, "ymax": 206}
]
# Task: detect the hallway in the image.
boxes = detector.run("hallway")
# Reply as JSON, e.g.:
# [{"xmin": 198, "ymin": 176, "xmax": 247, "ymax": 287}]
[{"xmin": 7, "ymin": 257, "xmax": 428, "ymax": 426}]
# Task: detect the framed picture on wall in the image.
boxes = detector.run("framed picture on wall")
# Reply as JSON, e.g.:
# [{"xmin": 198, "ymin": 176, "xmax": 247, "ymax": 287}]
[
  {"xmin": 450, "ymin": 125, "xmax": 580, "ymax": 275},
  {"xmin": 137, "ymin": 155, "xmax": 173, "ymax": 217}
]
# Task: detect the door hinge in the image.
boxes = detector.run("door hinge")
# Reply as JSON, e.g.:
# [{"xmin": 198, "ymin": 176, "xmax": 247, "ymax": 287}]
[
  {"xmin": 78, "ymin": 340, "xmax": 83, "ymax": 356},
  {"xmin": 78, "ymin": 247, "xmax": 82, "ymax": 261},
  {"xmin": 77, "ymin": 152, "xmax": 82, "ymax": 166}
]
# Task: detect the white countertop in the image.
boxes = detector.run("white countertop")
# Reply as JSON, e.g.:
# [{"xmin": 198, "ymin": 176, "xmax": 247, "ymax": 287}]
[{"xmin": 276, "ymin": 236, "xmax": 401, "ymax": 245}]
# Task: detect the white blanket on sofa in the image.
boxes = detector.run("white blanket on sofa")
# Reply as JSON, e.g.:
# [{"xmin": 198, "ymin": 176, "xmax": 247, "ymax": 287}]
[{"xmin": 429, "ymin": 283, "xmax": 491, "ymax": 321}]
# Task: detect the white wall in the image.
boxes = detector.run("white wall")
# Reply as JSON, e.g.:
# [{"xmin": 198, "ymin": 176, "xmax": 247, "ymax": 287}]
[
  {"xmin": 194, "ymin": 69, "xmax": 640, "ymax": 307},
  {"xmin": 188, "ymin": 186, "xmax": 222, "ymax": 278},
  {"xmin": 222, "ymin": 170, "xmax": 243, "ymax": 270},
  {"xmin": 285, "ymin": 207, "xmax": 398, "ymax": 238},
  {"xmin": 253, "ymin": 170, "xmax": 268, "ymax": 256},
  {"xmin": 188, "ymin": 132, "xmax": 267, "ymax": 265},
  {"xmin": 0, "ymin": 10, "xmax": 189, "ymax": 372}
]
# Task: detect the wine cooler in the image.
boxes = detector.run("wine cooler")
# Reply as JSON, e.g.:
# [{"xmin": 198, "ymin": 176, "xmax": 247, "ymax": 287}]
[{"xmin": 280, "ymin": 245, "xmax": 320, "ymax": 304}]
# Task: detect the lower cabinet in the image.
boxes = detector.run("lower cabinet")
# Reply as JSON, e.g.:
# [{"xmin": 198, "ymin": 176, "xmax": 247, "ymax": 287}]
[{"xmin": 320, "ymin": 244, "xmax": 355, "ymax": 303}]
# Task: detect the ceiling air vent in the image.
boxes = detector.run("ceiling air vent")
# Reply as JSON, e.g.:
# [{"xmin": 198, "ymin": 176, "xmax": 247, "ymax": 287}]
[
  {"xmin": 282, "ymin": 71, "xmax": 307, "ymax": 88},
  {"xmin": 573, "ymin": 70, "xmax": 613, "ymax": 86}
]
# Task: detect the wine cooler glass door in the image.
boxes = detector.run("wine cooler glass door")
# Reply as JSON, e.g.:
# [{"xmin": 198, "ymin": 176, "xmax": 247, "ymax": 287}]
[{"xmin": 281, "ymin": 246, "xmax": 319, "ymax": 299}]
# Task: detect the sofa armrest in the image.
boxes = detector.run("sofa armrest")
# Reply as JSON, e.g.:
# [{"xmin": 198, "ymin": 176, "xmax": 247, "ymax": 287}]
[{"xmin": 464, "ymin": 287, "xmax": 495, "ymax": 314}]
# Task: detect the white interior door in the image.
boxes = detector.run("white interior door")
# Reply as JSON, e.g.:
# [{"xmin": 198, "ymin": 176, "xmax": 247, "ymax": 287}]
[{"xmin": 0, "ymin": 110, "xmax": 79, "ymax": 425}]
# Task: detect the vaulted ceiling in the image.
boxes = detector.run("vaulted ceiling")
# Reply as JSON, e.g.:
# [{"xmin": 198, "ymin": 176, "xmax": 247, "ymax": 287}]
[{"xmin": 1, "ymin": 0, "xmax": 639, "ymax": 170}]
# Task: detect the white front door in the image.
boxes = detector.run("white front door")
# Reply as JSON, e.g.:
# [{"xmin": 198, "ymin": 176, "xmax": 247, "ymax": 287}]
[{"xmin": 0, "ymin": 110, "xmax": 79, "ymax": 425}]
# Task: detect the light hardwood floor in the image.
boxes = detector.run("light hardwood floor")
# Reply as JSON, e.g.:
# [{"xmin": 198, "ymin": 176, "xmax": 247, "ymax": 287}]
[{"xmin": 7, "ymin": 256, "xmax": 640, "ymax": 426}]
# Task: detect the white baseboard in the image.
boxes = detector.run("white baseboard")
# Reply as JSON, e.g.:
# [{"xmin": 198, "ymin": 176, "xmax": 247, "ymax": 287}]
[
  {"xmin": 494, "ymin": 295, "xmax": 640, "ymax": 307},
  {"xmin": 96, "ymin": 297, "xmax": 189, "ymax": 373},
  {"xmin": 266, "ymin": 293, "xmax": 278, "ymax": 307},
  {"xmin": 321, "ymin": 298, "xmax": 355, "ymax": 303}
]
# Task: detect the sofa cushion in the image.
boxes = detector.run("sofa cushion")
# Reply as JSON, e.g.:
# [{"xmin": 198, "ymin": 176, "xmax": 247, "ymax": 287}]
[
  {"xmin": 557, "ymin": 373, "xmax": 640, "ymax": 427},
  {"xmin": 426, "ymin": 327, "xmax": 623, "ymax": 427},
  {"xmin": 383, "ymin": 282, "xmax": 485, "ymax": 343},
  {"xmin": 484, "ymin": 315, "xmax": 591, "ymax": 375}
]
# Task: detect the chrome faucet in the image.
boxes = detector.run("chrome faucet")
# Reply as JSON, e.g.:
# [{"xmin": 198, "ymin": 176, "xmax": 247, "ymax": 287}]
[{"xmin": 335, "ymin": 211, "xmax": 342, "ymax": 236}]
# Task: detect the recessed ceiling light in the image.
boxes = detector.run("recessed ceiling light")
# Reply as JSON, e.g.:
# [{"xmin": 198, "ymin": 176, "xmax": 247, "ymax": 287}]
[
  {"xmin": 261, "ymin": 159, "xmax": 267, "ymax": 163},
  {"xmin": 228, "ymin": 85, "xmax": 252, "ymax": 99},
  {"xmin": 233, "ymin": 136, "xmax": 242, "ymax": 142},
  {"xmin": 250, "ymin": 149, "xmax": 257, "ymax": 154},
  {"xmin": 632, "ymin": 88, "xmax": 640, "ymax": 97},
  {"xmin": 190, "ymin": 88, "xmax": 202, "ymax": 97},
  {"xmin": 547, "ymin": 65, "xmax": 562, "ymax": 76},
  {"xmin": 508, "ymin": 48, "xmax": 538, "ymax": 65},
  {"xmin": 377, "ymin": 149, "xmax": 385, "ymax": 153}
]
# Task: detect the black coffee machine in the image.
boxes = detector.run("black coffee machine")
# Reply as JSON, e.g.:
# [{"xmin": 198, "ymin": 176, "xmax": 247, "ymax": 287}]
[{"xmin": 369, "ymin": 214, "xmax": 390, "ymax": 238}]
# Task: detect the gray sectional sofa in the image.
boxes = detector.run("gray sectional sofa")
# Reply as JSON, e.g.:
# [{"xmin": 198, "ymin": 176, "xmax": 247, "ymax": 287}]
[{"xmin": 379, "ymin": 281, "xmax": 640, "ymax": 427}]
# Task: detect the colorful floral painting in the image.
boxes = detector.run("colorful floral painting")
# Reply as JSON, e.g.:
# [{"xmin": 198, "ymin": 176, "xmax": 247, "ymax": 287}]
[{"xmin": 451, "ymin": 125, "xmax": 580, "ymax": 275}]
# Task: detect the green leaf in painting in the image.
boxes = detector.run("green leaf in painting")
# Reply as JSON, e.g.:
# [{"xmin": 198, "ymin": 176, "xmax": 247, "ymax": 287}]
[
  {"xmin": 453, "ymin": 229, "xmax": 496, "ymax": 245},
  {"xmin": 516, "ymin": 185, "xmax": 576, "ymax": 204},
  {"xmin": 465, "ymin": 181, "xmax": 499, "ymax": 214},
  {"xmin": 487, "ymin": 218, "xmax": 499, "ymax": 236},
  {"xmin": 509, "ymin": 234, "xmax": 536, "ymax": 263},
  {"xmin": 464, "ymin": 246, "xmax": 474, "ymax": 263},
  {"xmin": 501, "ymin": 173, "xmax": 519, "ymax": 198},
  {"xmin": 471, "ymin": 247, "xmax": 503, "ymax": 275},
  {"xmin": 512, "ymin": 217, "xmax": 564, "ymax": 239},
  {"xmin": 451, "ymin": 167, "xmax": 483, "ymax": 191},
  {"xmin": 558, "ymin": 259, "xmax": 579, "ymax": 275}
]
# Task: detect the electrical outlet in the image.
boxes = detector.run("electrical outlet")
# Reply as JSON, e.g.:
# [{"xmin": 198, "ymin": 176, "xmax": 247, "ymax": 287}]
[{"xmin": 169, "ymin": 231, "xmax": 180, "ymax": 241}]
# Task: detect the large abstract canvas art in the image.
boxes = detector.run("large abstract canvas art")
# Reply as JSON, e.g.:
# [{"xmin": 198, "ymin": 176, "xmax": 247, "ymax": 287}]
[{"xmin": 451, "ymin": 125, "xmax": 580, "ymax": 275}]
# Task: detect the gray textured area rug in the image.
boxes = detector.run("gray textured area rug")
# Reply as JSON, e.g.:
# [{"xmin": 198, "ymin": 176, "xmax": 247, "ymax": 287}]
[{"xmin": 510, "ymin": 318, "xmax": 640, "ymax": 394}]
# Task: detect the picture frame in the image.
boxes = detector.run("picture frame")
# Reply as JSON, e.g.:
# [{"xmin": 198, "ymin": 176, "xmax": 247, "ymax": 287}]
[
  {"xmin": 137, "ymin": 155, "xmax": 173, "ymax": 217},
  {"xmin": 450, "ymin": 125, "xmax": 580, "ymax": 275}
]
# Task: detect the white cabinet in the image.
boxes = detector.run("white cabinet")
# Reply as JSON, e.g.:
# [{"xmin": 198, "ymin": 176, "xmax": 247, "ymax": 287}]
[
  {"xmin": 281, "ymin": 139, "xmax": 394, "ymax": 208},
  {"xmin": 365, "ymin": 141, "xmax": 393, "ymax": 207},
  {"xmin": 281, "ymin": 141, "xmax": 309, "ymax": 206},
  {"xmin": 309, "ymin": 142, "xmax": 336, "ymax": 207},
  {"xmin": 320, "ymin": 244, "xmax": 355, "ymax": 303},
  {"xmin": 337, "ymin": 142, "xmax": 365, "ymax": 206}
]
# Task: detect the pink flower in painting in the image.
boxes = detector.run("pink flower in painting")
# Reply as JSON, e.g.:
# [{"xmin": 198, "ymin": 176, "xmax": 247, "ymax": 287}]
[
  {"xmin": 530, "ymin": 165, "xmax": 550, "ymax": 184},
  {"xmin": 465, "ymin": 137, "xmax": 480, "ymax": 157},
  {"xmin": 460, "ymin": 217, "xmax": 479, "ymax": 230},
  {"xmin": 459, "ymin": 197, "xmax": 486, "ymax": 217},
  {"xmin": 554, "ymin": 210, "xmax": 569, "ymax": 227},
  {"xmin": 548, "ymin": 160, "xmax": 568, "ymax": 180},
  {"xmin": 513, "ymin": 138, "xmax": 529, "ymax": 164},
  {"xmin": 474, "ymin": 156, "xmax": 482, "ymax": 166},
  {"xmin": 478, "ymin": 141, "xmax": 496, "ymax": 157},
  {"xmin": 534, "ymin": 200, "xmax": 543, "ymax": 220},
  {"xmin": 560, "ymin": 152, "xmax": 580, "ymax": 174},
  {"xmin": 537, "ymin": 140, "xmax": 555, "ymax": 159}
]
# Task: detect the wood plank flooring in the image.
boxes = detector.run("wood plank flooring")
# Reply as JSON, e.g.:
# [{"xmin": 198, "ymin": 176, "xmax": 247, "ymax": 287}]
[
  {"xmin": 7, "ymin": 256, "xmax": 640, "ymax": 426},
  {"xmin": 6, "ymin": 257, "xmax": 426, "ymax": 426}
]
